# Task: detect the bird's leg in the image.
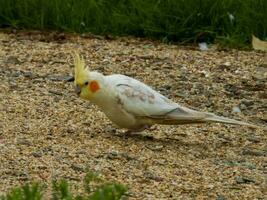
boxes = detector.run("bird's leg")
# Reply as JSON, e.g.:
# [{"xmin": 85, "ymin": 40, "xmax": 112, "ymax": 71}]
[{"xmin": 124, "ymin": 125, "xmax": 153, "ymax": 135}]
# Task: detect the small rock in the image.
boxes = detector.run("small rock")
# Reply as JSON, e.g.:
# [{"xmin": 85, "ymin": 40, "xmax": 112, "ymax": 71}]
[
  {"xmin": 71, "ymin": 164, "xmax": 85, "ymax": 172},
  {"xmin": 6, "ymin": 56, "xmax": 21, "ymax": 64},
  {"xmin": 106, "ymin": 151, "xmax": 119, "ymax": 159},
  {"xmin": 18, "ymin": 172, "xmax": 29, "ymax": 181},
  {"xmin": 224, "ymin": 84, "xmax": 241, "ymax": 96},
  {"xmin": 199, "ymin": 42, "xmax": 209, "ymax": 51},
  {"xmin": 216, "ymin": 195, "xmax": 225, "ymax": 200},
  {"xmin": 142, "ymin": 134, "xmax": 154, "ymax": 140},
  {"xmin": 261, "ymin": 113, "xmax": 267, "ymax": 122},
  {"xmin": 75, "ymin": 149, "xmax": 87, "ymax": 155},
  {"xmin": 0, "ymin": 33, "xmax": 9, "ymax": 41},
  {"xmin": 143, "ymin": 171, "xmax": 163, "ymax": 182},
  {"xmin": 48, "ymin": 90, "xmax": 62, "ymax": 95},
  {"xmin": 232, "ymin": 106, "xmax": 241, "ymax": 113},
  {"xmin": 105, "ymin": 126, "xmax": 117, "ymax": 134},
  {"xmin": 252, "ymin": 65, "xmax": 267, "ymax": 80},
  {"xmin": 239, "ymin": 103, "xmax": 247, "ymax": 110},
  {"xmin": 65, "ymin": 76, "xmax": 74, "ymax": 82},
  {"xmin": 16, "ymin": 138, "xmax": 31, "ymax": 146},
  {"xmin": 241, "ymin": 100, "xmax": 254, "ymax": 107},
  {"xmin": 247, "ymin": 136, "xmax": 261, "ymax": 143},
  {"xmin": 53, "ymin": 96, "xmax": 61, "ymax": 102},
  {"xmin": 32, "ymin": 78, "xmax": 44, "ymax": 83},
  {"xmin": 218, "ymin": 62, "xmax": 232, "ymax": 71},
  {"xmin": 146, "ymin": 145, "xmax": 164, "ymax": 151},
  {"xmin": 242, "ymin": 149, "xmax": 265, "ymax": 156},
  {"xmin": 235, "ymin": 176, "xmax": 255, "ymax": 184},
  {"xmin": 152, "ymin": 66, "xmax": 160, "ymax": 70},
  {"xmin": 258, "ymin": 63, "xmax": 267, "ymax": 68},
  {"xmin": 242, "ymin": 162, "xmax": 256, "ymax": 170},
  {"xmin": 200, "ymin": 70, "xmax": 210, "ymax": 78},
  {"xmin": 42, "ymin": 146, "xmax": 53, "ymax": 153},
  {"xmin": 10, "ymin": 71, "xmax": 22, "ymax": 77},
  {"xmin": 121, "ymin": 153, "xmax": 137, "ymax": 161},
  {"xmin": 37, "ymin": 165, "xmax": 47, "ymax": 170},
  {"xmin": 66, "ymin": 128, "xmax": 75, "ymax": 133},
  {"xmin": 23, "ymin": 71, "xmax": 35, "ymax": 79},
  {"xmin": 32, "ymin": 150, "xmax": 43, "ymax": 157},
  {"xmin": 46, "ymin": 75, "xmax": 73, "ymax": 82},
  {"xmin": 9, "ymin": 82, "xmax": 18, "ymax": 89},
  {"xmin": 223, "ymin": 61, "xmax": 231, "ymax": 67},
  {"xmin": 162, "ymin": 85, "xmax": 171, "ymax": 90}
]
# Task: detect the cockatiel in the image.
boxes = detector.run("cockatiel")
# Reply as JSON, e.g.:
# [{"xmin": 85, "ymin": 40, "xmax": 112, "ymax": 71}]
[{"xmin": 73, "ymin": 53, "xmax": 264, "ymax": 132}]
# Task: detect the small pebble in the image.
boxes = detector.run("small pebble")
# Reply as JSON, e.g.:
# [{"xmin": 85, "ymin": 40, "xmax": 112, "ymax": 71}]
[{"xmin": 232, "ymin": 106, "xmax": 241, "ymax": 113}]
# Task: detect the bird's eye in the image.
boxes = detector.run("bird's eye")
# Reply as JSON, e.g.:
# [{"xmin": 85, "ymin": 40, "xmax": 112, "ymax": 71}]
[{"xmin": 84, "ymin": 81, "xmax": 89, "ymax": 85}]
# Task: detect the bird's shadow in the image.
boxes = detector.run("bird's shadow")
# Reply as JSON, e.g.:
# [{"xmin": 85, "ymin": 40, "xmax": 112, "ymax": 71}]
[{"xmin": 104, "ymin": 127, "xmax": 214, "ymax": 151}]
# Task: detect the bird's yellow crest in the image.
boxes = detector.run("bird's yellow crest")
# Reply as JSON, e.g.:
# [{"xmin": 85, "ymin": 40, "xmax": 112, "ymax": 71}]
[{"xmin": 73, "ymin": 53, "xmax": 88, "ymax": 85}]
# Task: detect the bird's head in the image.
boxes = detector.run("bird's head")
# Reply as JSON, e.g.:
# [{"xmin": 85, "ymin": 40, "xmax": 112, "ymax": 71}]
[{"xmin": 73, "ymin": 53, "xmax": 103, "ymax": 100}]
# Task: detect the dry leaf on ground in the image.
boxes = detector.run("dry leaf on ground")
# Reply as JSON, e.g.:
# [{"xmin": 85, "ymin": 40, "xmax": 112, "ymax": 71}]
[{"xmin": 252, "ymin": 35, "xmax": 267, "ymax": 51}]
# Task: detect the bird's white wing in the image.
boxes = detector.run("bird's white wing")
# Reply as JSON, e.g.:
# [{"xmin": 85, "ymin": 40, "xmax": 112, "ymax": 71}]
[
  {"xmin": 105, "ymin": 74, "xmax": 262, "ymax": 128},
  {"xmin": 106, "ymin": 74, "xmax": 206, "ymax": 120}
]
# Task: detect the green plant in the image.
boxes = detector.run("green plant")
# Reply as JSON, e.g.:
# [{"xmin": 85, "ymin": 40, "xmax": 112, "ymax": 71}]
[
  {"xmin": 0, "ymin": 172, "xmax": 127, "ymax": 200},
  {"xmin": 0, "ymin": 183, "xmax": 42, "ymax": 200},
  {"xmin": 0, "ymin": 0, "xmax": 266, "ymax": 48}
]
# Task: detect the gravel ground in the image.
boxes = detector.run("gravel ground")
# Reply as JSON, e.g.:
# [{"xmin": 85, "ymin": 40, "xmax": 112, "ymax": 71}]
[{"xmin": 0, "ymin": 31, "xmax": 266, "ymax": 199}]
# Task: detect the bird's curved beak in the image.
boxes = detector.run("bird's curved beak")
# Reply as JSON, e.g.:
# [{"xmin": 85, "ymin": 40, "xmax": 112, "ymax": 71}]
[{"xmin": 75, "ymin": 86, "xmax": 81, "ymax": 95}]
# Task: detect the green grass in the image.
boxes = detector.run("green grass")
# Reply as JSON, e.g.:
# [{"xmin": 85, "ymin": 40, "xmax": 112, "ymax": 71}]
[
  {"xmin": 0, "ymin": 172, "xmax": 127, "ymax": 200},
  {"xmin": 0, "ymin": 0, "xmax": 266, "ymax": 47}
]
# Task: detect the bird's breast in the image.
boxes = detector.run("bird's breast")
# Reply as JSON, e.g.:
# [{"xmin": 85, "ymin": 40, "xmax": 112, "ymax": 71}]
[
  {"xmin": 94, "ymin": 97, "xmax": 136, "ymax": 129},
  {"xmin": 102, "ymin": 104, "xmax": 137, "ymax": 128}
]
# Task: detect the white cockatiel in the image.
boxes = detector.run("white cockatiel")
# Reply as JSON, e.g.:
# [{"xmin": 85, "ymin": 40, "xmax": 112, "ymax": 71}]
[{"xmin": 73, "ymin": 53, "xmax": 263, "ymax": 131}]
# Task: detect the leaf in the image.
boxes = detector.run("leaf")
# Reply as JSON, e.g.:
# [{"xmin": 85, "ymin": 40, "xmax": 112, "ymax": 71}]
[
  {"xmin": 252, "ymin": 35, "xmax": 267, "ymax": 51},
  {"xmin": 52, "ymin": 180, "xmax": 73, "ymax": 200},
  {"xmin": 1, "ymin": 183, "xmax": 43, "ymax": 200},
  {"xmin": 84, "ymin": 171, "xmax": 102, "ymax": 194},
  {"xmin": 89, "ymin": 183, "xmax": 127, "ymax": 200}
]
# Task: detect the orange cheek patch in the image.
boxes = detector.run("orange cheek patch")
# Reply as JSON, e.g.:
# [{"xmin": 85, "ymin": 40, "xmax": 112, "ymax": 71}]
[{"xmin": 89, "ymin": 81, "xmax": 100, "ymax": 93}]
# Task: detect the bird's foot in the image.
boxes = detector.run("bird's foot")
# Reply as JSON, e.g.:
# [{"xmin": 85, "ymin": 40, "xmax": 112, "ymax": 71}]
[
  {"xmin": 125, "ymin": 125, "xmax": 152, "ymax": 134},
  {"xmin": 122, "ymin": 125, "xmax": 157, "ymax": 140}
]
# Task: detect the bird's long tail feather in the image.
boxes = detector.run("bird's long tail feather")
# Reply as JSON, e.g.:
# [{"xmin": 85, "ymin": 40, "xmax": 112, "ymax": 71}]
[
  {"xmin": 161, "ymin": 106, "xmax": 266, "ymax": 130},
  {"xmin": 204, "ymin": 113, "xmax": 263, "ymax": 129}
]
